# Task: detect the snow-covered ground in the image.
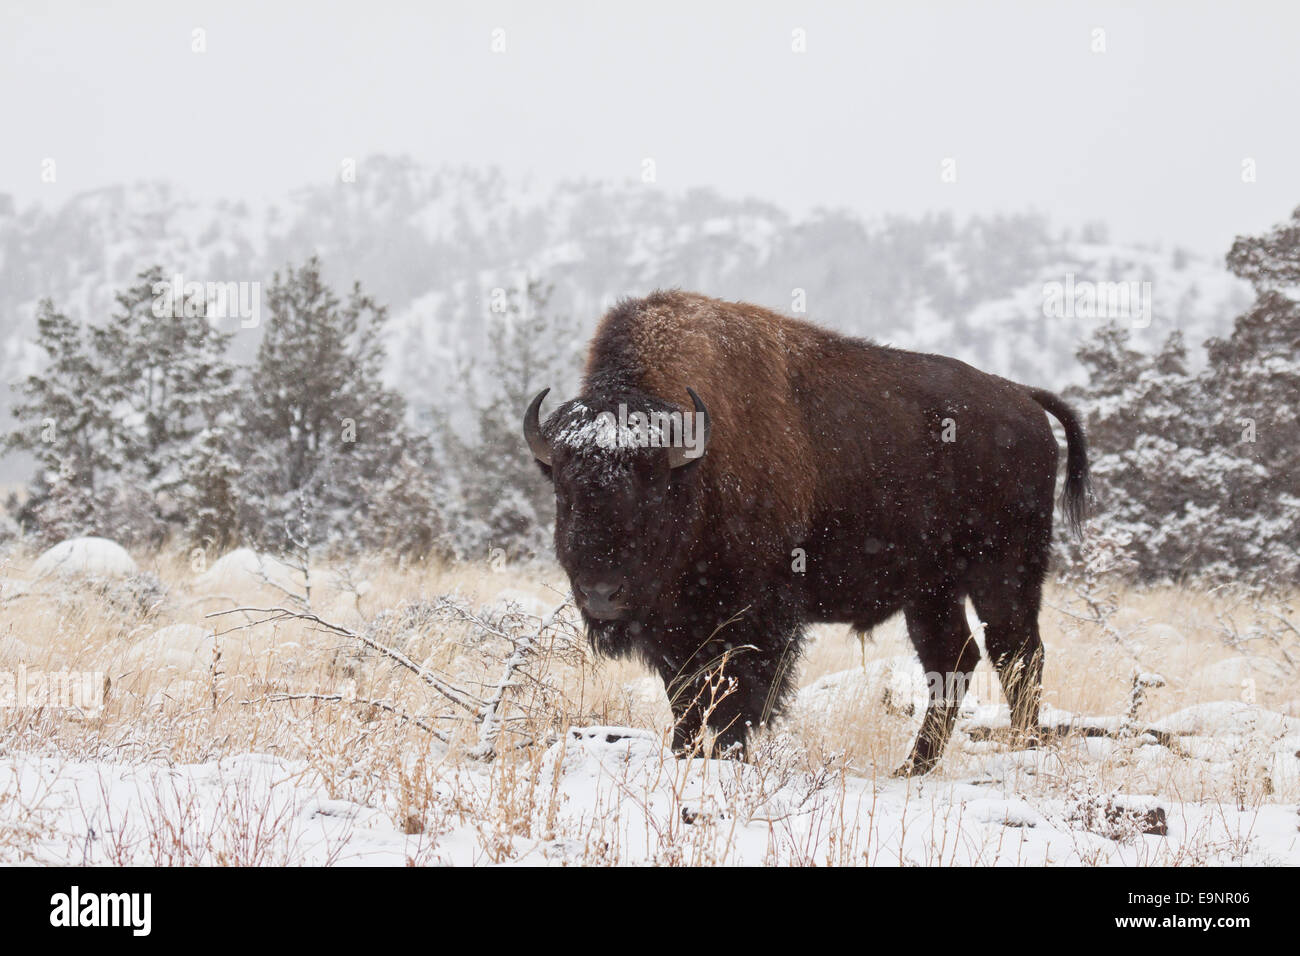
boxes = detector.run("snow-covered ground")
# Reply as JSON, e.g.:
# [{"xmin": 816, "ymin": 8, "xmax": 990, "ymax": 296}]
[
  {"xmin": 4, "ymin": 699, "xmax": 1296, "ymax": 866},
  {"xmin": 1, "ymin": 544, "xmax": 1296, "ymax": 866}
]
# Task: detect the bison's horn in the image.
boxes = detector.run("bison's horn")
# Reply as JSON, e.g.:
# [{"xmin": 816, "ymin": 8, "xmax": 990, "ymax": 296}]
[
  {"xmin": 667, "ymin": 387, "xmax": 711, "ymax": 470},
  {"xmin": 524, "ymin": 388, "xmax": 552, "ymax": 466}
]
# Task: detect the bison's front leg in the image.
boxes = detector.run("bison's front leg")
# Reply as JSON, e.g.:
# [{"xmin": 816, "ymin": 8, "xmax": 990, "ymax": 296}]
[
  {"xmin": 660, "ymin": 636, "xmax": 798, "ymax": 760},
  {"xmin": 664, "ymin": 659, "xmax": 759, "ymax": 758},
  {"xmin": 894, "ymin": 595, "xmax": 981, "ymax": 777}
]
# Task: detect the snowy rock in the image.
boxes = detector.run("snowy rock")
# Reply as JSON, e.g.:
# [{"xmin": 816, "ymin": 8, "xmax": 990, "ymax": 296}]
[
  {"xmin": 0, "ymin": 577, "xmax": 31, "ymax": 600},
  {"xmin": 1150, "ymin": 701, "xmax": 1300, "ymax": 738},
  {"xmin": 194, "ymin": 548, "xmax": 302, "ymax": 595},
  {"xmin": 32, "ymin": 537, "xmax": 137, "ymax": 579},
  {"xmin": 1065, "ymin": 793, "xmax": 1170, "ymax": 839},
  {"xmin": 796, "ymin": 654, "xmax": 984, "ymax": 723},
  {"xmin": 1129, "ymin": 623, "xmax": 1191, "ymax": 663},
  {"xmin": 541, "ymin": 726, "xmax": 669, "ymax": 785},
  {"xmin": 124, "ymin": 623, "xmax": 216, "ymax": 672},
  {"xmin": 799, "ymin": 656, "xmax": 921, "ymax": 719},
  {"xmin": 1195, "ymin": 655, "xmax": 1290, "ymax": 688}
]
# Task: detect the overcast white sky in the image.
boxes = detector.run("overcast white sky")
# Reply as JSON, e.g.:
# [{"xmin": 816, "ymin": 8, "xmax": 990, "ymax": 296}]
[{"xmin": 2, "ymin": 1, "xmax": 1296, "ymax": 255}]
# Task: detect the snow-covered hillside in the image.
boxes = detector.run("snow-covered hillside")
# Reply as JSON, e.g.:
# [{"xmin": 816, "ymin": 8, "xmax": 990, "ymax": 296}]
[{"xmin": 0, "ymin": 158, "xmax": 1251, "ymax": 464}]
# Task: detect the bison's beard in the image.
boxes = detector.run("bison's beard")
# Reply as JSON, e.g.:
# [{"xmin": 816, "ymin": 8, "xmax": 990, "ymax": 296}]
[{"xmin": 582, "ymin": 613, "xmax": 649, "ymax": 659}]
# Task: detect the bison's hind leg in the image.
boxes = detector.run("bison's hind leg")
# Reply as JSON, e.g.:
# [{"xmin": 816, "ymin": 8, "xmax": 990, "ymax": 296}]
[
  {"xmin": 968, "ymin": 554, "xmax": 1049, "ymax": 745},
  {"xmin": 894, "ymin": 591, "xmax": 980, "ymax": 777}
]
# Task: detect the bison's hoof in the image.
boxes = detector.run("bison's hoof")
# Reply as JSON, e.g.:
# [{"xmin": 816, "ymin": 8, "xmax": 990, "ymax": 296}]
[{"xmin": 891, "ymin": 761, "xmax": 927, "ymax": 778}]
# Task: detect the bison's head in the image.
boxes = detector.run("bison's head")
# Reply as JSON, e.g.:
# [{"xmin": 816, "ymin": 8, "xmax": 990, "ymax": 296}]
[{"xmin": 524, "ymin": 388, "xmax": 710, "ymax": 622}]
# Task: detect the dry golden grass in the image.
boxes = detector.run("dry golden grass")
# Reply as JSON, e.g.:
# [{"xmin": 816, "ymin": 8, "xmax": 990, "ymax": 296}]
[{"xmin": 0, "ymin": 543, "xmax": 1296, "ymax": 864}]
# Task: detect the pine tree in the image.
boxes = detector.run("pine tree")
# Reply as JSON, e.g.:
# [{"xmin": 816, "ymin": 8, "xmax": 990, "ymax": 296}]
[
  {"xmin": 90, "ymin": 267, "xmax": 237, "ymax": 500},
  {"xmin": 1066, "ymin": 205, "xmax": 1300, "ymax": 582},
  {"xmin": 1066, "ymin": 324, "xmax": 1228, "ymax": 576},
  {"xmin": 180, "ymin": 424, "xmax": 242, "ymax": 552},
  {"xmin": 7, "ymin": 270, "xmax": 241, "ymax": 546},
  {"xmin": 1204, "ymin": 290, "xmax": 1300, "ymax": 504},
  {"xmin": 5, "ymin": 299, "xmax": 113, "ymax": 541},
  {"xmin": 1210, "ymin": 208, "xmax": 1300, "ymax": 577},
  {"xmin": 237, "ymin": 258, "xmax": 435, "ymax": 554},
  {"xmin": 1226, "ymin": 205, "xmax": 1300, "ymax": 290},
  {"xmin": 28, "ymin": 458, "xmax": 97, "ymax": 544},
  {"xmin": 8, "ymin": 299, "xmax": 103, "ymax": 485}
]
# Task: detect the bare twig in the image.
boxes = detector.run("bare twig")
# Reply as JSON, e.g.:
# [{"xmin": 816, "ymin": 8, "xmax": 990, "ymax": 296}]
[
  {"xmin": 206, "ymin": 606, "xmax": 484, "ymax": 714},
  {"xmin": 469, "ymin": 601, "xmax": 572, "ymax": 760},
  {"xmin": 209, "ymin": 596, "xmax": 578, "ymax": 761}
]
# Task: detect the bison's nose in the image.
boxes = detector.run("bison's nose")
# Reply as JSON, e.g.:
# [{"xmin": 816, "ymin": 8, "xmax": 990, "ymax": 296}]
[
  {"xmin": 576, "ymin": 579, "xmax": 625, "ymax": 618},
  {"xmin": 580, "ymin": 579, "xmax": 622, "ymax": 602}
]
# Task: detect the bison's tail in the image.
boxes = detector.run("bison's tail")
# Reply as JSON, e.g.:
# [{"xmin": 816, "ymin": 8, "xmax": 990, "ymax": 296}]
[{"xmin": 1025, "ymin": 387, "xmax": 1091, "ymax": 537}]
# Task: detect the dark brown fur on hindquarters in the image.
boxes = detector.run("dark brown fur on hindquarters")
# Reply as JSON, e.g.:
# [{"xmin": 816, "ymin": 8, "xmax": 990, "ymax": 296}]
[{"xmin": 524, "ymin": 291, "xmax": 1089, "ymax": 773}]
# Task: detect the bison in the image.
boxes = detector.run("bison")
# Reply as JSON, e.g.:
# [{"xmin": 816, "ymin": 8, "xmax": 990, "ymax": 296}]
[{"xmin": 524, "ymin": 290, "xmax": 1088, "ymax": 774}]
